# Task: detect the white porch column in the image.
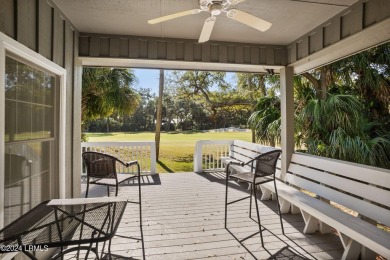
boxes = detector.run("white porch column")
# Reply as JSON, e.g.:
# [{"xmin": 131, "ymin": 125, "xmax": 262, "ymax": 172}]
[
  {"xmin": 280, "ymin": 66, "xmax": 294, "ymax": 180},
  {"xmin": 72, "ymin": 54, "xmax": 82, "ymax": 198}
]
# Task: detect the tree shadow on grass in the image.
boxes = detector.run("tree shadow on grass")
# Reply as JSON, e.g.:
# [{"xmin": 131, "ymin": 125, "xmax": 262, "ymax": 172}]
[
  {"xmin": 157, "ymin": 160, "xmax": 174, "ymax": 173},
  {"xmin": 166, "ymin": 130, "xmax": 204, "ymax": 135}
]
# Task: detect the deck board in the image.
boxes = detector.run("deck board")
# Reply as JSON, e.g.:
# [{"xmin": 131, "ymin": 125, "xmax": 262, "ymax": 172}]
[{"xmin": 77, "ymin": 172, "xmax": 343, "ymax": 259}]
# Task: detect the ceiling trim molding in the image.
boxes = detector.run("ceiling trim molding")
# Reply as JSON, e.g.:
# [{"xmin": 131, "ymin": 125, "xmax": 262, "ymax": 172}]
[{"xmin": 79, "ymin": 56, "xmax": 283, "ymax": 73}]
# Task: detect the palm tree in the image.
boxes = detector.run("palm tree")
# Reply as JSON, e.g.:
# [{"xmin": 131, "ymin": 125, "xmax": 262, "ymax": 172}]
[
  {"xmin": 248, "ymin": 43, "xmax": 390, "ymax": 169},
  {"xmin": 82, "ymin": 67, "xmax": 140, "ymax": 132},
  {"xmin": 247, "ymin": 96, "xmax": 281, "ymax": 147},
  {"xmin": 237, "ymin": 73, "xmax": 279, "ymax": 142},
  {"xmin": 334, "ymin": 43, "xmax": 390, "ymax": 120},
  {"xmin": 297, "ymin": 93, "xmax": 390, "ymax": 168}
]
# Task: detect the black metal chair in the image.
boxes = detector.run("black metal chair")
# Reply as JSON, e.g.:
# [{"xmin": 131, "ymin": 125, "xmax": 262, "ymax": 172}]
[
  {"xmin": 82, "ymin": 151, "xmax": 145, "ymax": 259},
  {"xmin": 82, "ymin": 151, "xmax": 141, "ymax": 198},
  {"xmin": 225, "ymin": 149, "xmax": 284, "ymax": 247}
]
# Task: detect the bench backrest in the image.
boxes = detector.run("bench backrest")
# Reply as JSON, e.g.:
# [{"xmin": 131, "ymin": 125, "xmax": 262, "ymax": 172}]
[
  {"xmin": 286, "ymin": 152, "xmax": 390, "ymax": 227},
  {"xmin": 230, "ymin": 140, "xmax": 276, "ymax": 163}
]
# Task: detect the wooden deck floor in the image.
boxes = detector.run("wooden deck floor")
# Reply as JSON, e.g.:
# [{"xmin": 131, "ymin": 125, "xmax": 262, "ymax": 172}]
[{"xmin": 80, "ymin": 172, "xmax": 344, "ymax": 260}]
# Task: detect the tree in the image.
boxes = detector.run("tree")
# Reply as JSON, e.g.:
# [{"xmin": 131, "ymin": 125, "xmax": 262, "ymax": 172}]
[
  {"xmin": 82, "ymin": 67, "xmax": 140, "ymax": 132},
  {"xmin": 169, "ymin": 71, "xmax": 251, "ymax": 116},
  {"xmin": 237, "ymin": 73, "xmax": 279, "ymax": 142},
  {"xmin": 123, "ymin": 88, "xmax": 156, "ymax": 131},
  {"xmin": 297, "ymin": 93, "xmax": 390, "ymax": 168},
  {"xmin": 248, "ymin": 96, "xmax": 281, "ymax": 147},
  {"xmin": 155, "ymin": 69, "xmax": 164, "ymax": 160},
  {"xmin": 167, "ymin": 70, "xmax": 260, "ymax": 130},
  {"xmin": 248, "ymin": 43, "xmax": 390, "ymax": 169}
]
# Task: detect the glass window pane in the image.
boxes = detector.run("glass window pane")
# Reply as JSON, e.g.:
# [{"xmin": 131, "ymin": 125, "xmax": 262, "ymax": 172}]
[
  {"xmin": 4, "ymin": 57, "xmax": 58, "ymax": 226},
  {"xmin": 15, "ymin": 102, "xmax": 32, "ymax": 141},
  {"xmin": 44, "ymin": 107, "xmax": 54, "ymax": 137},
  {"xmin": 16, "ymin": 62, "xmax": 33, "ymax": 103},
  {"xmin": 4, "ymin": 100, "xmax": 16, "ymax": 143},
  {"xmin": 5, "ymin": 57, "xmax": 17, "ymax": 100},
  {"xmin": 32, "ymin": 105, "xmax": 46, "ymax": 139}
]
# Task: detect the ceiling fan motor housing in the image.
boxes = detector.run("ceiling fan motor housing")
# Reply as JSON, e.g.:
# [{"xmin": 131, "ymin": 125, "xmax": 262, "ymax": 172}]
[
  {"xmin": 210, "ymin": 3, "xmax": 223, "ymax": 15},
  {"xmin": 200, "ymin": 0, "xmax": 229, "ymax": 13}
]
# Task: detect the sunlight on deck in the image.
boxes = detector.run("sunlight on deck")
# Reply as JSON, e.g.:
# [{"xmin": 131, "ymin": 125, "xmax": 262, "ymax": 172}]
[{"xmin": 79, "ymin": 172, "xmax": 343, "ymax": 259}]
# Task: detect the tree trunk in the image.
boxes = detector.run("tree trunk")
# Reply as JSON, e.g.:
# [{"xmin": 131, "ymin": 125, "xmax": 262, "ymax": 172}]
[
  {"xmin": 155, "ymin": 69, "xmax": 164, "ymax": 160},
  {"xmin": 106, "ymin": 117, "xmax": 110, "ymax": 133},
  {"xmin": 251, "ymin": 129, "xmax": 256, "ymax": 143},
  {"xmin": 302, "ymin": 67, "xmax": 332, "ymax": 100},
  {"xmin": 259, "ymin": 75, "xmax": 267, "ymax": 97}
]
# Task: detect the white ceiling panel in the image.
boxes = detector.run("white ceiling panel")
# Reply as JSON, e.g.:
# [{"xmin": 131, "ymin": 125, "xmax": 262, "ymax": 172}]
[{"xmin": 53, "ymin": 0, "xmax": 359, "ymax": 45}]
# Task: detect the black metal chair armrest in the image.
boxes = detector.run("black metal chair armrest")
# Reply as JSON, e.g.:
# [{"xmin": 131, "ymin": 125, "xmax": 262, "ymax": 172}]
[
  {"xmin": 126, "ymin": 160, "xmax": 139, "ymax": 167},
  {"xmin": 243, "ymin": 157, "xmax": 257, "ymax": 166},
  {"xmin": 228, "ymin": 161, "xmax": 245, "ymax": 167},
  {"xmin": 226, "ymin": 160, "xmax": 245, "ymax": 178},
  {"xmin": 114, "ymin": 157, "xmax": 129, "ymax": 167}
]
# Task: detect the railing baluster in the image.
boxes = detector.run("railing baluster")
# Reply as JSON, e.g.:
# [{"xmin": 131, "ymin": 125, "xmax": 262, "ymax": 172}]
[
  {"xmin": 193, "ymin": 140, "xmax": 234, "ymax": 173},
  {"xmin": 81, "ymin": 141, "xmax": 156, "ymax": 174}
]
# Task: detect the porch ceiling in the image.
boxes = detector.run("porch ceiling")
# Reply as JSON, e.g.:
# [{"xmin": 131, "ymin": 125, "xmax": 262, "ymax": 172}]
[{"xmin": 52, "ymin": 0, "xmax": 358, "ymax": 45}]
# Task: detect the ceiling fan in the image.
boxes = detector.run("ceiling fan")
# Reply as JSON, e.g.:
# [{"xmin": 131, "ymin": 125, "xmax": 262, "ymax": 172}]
[{"xmin": 148, "ymin": 0, "xmax": 272, "ymax": 43}]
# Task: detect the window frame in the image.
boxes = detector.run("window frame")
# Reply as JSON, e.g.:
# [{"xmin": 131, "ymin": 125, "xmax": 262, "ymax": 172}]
[{"xmin": 0, "ymin": 32, "xmax": 67, "ymax": 228}]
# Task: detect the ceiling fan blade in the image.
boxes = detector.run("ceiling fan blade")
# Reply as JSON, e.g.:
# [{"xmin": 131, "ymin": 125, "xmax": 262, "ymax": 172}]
[
  {"xmin": 229, "ymin": 0, "xmax": 247, "ymax": 5},
  {"xmin": 226, "ymin": 9, "xmax": 272, "ymax": 32},
  {"xmin": 290, "ymin": 0, "xmax": 349, "ymax": 7},
  {"xmin": 199, "ymin": 16, "xmax": 216, "ymax": 43},
  {"xmin": 148, "ymin": 9, "xmax": 201, "ymax": 24}
]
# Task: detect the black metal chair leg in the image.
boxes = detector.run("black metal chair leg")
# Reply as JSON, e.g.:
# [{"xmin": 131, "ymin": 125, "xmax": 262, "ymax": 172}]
[
  {"xmin": 115, "ymin": 182, "xmax": 119, "ymax": 197},
  {"xmin": 137, "ymin": 166, "xmax": 145, "ymax": 260},
  {"xmin": 225, "ymin": 167, "xmax": 229, "ymax": 229},
  {"xmin": 253, "ymin": 183, "xmax": 264, "ymax": 247},
  {"xmin": 108, "ymin": 239, "xmax": 112, "ymax": 260},
  {"xmin": 249, "ymin": 185, "xmax": 253, "ymax": 218},
  {"xmin": 85, "ymin": 180, "xmax": 90, "ymax": 198},
  {"xmin": 274, "ymin": 179, "xmax": 285, "ymax": 235}
]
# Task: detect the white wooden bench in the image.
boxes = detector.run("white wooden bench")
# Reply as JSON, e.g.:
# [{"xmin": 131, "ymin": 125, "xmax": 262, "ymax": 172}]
[
  {"xmin": 220, "ymin": 140, "xmax": 277, "ymax": 174},
  {"xmin": 260, "ymin": 152, "xmax": 390, "ymax": 259}
]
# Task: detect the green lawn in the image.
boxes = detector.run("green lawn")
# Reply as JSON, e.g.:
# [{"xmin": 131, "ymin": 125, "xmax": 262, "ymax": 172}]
[{"xmin": 85, "ymin": 131, "xmax": 252, "ymax": 173}]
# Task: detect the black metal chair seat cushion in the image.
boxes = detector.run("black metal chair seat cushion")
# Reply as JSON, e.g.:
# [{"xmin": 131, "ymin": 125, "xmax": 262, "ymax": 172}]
[
  {"xmin": 229, "ymin": 172, "xmax": 273, "ymax": 185},
  {"xmin": 82, "ymin": 151, "xmax": 140, "ymax": 197},
  {"xmin": 91, "ymin": 173, "xmax": 137, "ymax": 186},
  {"xmin": 225, "ymin": 149, "xmax": 284, "ymax": 247}
]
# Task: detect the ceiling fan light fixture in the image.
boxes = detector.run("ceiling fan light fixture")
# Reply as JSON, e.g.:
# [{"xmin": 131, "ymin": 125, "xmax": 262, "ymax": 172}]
[{"xmin": 210, "ymin": 3, "xmax": 223, "ymax": 16}]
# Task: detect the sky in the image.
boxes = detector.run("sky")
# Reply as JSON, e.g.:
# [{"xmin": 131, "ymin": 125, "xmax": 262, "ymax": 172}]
[
  {"xmin": 132, "ymin": 68, "xmax": 236, "ymax": 94},
  {"xmin": 132, "ymin": 68, "xmax": 161, "ymax": 93}
]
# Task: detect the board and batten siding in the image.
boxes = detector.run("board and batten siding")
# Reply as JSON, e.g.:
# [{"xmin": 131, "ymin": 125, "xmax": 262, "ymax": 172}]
[
  {"xmin": 79, "ymin": 34, "xmax": 287, "ymax": 68},
  {"xmin": 0, "ymin": 0, "xmax": 81, "ymax": 198},
  {"xmin": 288, "ymin": 0, "xmax": 390, "ymax": 72},
  {"xmin": 78, "ymin": 0, "xmax": 390, "ymax": 74}
]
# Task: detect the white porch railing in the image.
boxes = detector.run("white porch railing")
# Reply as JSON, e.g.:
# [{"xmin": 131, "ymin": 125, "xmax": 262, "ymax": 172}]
[
  {"xmin": 81, "ymin": 142, "xmax": 156, "ymax": 175},
  {"xmin": 194, "ymin": 140, "xmax": 233, "ymax": 173}
]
